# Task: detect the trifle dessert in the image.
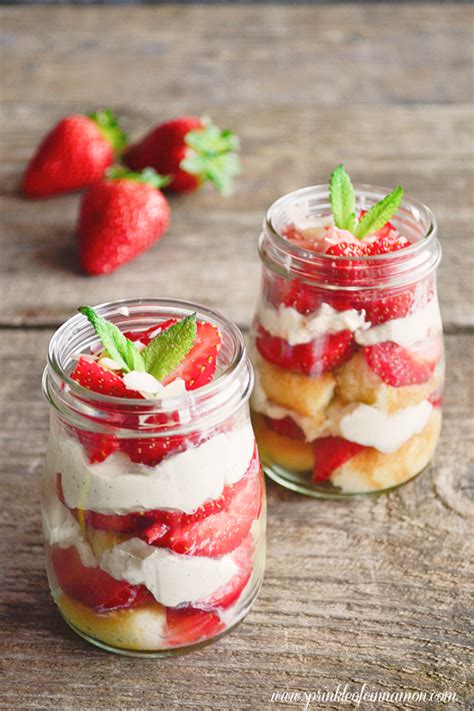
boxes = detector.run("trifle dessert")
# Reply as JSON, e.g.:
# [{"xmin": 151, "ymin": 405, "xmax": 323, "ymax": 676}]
[
  {"xmin": 250, "ymin": 166, "xmax": 443, "ymax": 497},
  {"xmin": 42, "ymin": 299, "xmax": 265, "ymax": 655}
]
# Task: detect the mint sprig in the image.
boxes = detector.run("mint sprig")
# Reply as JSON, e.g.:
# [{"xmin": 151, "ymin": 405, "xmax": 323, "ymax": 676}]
[
  {"xmin": 354, "ymin": 185, "xmax": 404, "ymax": 239},
  {"xmin": 78, "ymin": 306, "xmax": 145, "ymax": 373},
  {"xmin": 328, "ymin": 165, "xmax": 404, "ymax": 240},
  {"xmin": 329, "ymin": 164, "xmax": 356, "ymax": 232},
  {"xmin": 141, "ymin": 314, "xmax": 197, "ymax": 380}
]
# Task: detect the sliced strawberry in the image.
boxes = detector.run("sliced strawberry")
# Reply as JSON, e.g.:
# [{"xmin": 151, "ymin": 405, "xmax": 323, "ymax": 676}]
[
  {"xmin": 264, "ymin": 416, "xmax": 306, "ymax": 441},
  {"xmin": 120, "ymin": 432, "xmax": 190, "ymax": 467},
  {"xmin": 362, "ymin": 290, "xmax": 415, "ymax": 325},
  {"xmin": 256, "ymin": 326, "xmax": 355, "ymax": 375},
  {"xmin": 142, "ymin": 445, "xmax": 261, "ymax": 557},
  {"xmin": 313, "ymin": 437, "xmax": 366, "ymax": 482},
  {"xmin": 71, "ymin": 356, "xmax": 141, "ymax": 398},
  {"xmin": 164, "ymin": 607, "xmax": 224, "ymax": 647},
  {"xmin": 364, "ymin": 342, "xmax": 435, "ymax": 386},
  {"xmin": 326, "ymin": 241, "xmax": 369, "ymax": 257},
  {"xmin": 366, "ymin": 235, "xmax": 411, "ymax": 255},
  {"xmin": 73, "ymin": 429, "xmax": 119, "ymax": 464},
  {"xmin": 123, "ymin": 319, "xmax": 176, "ymax": 346},
  {"xmin": 51, "ymin": 545, "xmax": 153, "ymax": 613},
  {"xmin": 197, "ymin": 535, "xmax": 254, "ymax": 611},
  {"xmin": 162, "ymin": 321, "xmax": 222, "ymax": 390}
]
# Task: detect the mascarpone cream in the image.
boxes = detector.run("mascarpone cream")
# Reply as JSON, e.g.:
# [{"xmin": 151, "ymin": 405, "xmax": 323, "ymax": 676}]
[
  {"xmin": 47, "ymin": 423, "xmax": 255, "ymax": 515},
  {"xmin": 337, "ymin": 400, "xmax": 433, "ymax": 453},
  {"xmin": 355, "ymin": 299, "xmax": 442, "ymax": 348},
  {"xmin": 100, "ymin": 538, "xmax": 239, "ymax": 608},
  {"xmin": 258, "ymin": 302, "xmax": 367, "ymax": 346}
]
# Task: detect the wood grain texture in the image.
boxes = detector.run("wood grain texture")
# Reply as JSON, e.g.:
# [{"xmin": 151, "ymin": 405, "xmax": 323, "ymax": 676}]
[
  {"xmin": 0, "ymin": 5, "xmax": 473, "ymax": 328},
  {"xmin": 0, "ymin": 4, "xmax": 473, "ymax": 709},
  {"xmin": 0, "ymin": 330, "xmax": 472, "ymax": 709}
]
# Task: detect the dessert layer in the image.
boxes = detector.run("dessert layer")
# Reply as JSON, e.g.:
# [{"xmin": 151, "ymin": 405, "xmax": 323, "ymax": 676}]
[
  {"xmin": 100, "ymin": 538, "xmax": 239, "ymax": 608},
  {"xmin": 257, "ymin": 298, "xmax": 441, "ymax": 349},
  {"xmin": 47, "ymin": 422, "xmax": 255, "ymax": 514}
]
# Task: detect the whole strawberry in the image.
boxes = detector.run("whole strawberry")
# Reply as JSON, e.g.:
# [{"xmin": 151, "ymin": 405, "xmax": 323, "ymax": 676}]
[
  {"xmin": 125, "ymin": 116, "xmax": 240, "ymax": 194},
  {"xmin": 22, "ymin": 110, "xmax": 127, "ymax": 198},
  {"xmin": 78, "ymin": 167, "xmax": 171, "ymax": 276}
]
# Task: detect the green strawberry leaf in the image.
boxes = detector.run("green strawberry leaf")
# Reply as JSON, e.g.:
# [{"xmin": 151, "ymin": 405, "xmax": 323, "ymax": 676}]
[
  {"xmin": 88, "ymin": 109, "xmax": 128, "ymax": 154},
  {"xmin": 180, "ymin": 118, "xmax": 240, "ymax": 195},
  {"xmin": 141, "ymin": 314, "xmax": 197, "ymax": 381},
  {"xmin": 106, "ymin": 166, "xmax": 170, "ymax": 189},
  {"xmin": 329, "ymin": 164, "xmax": 356, "ymax": 232},
  {"xmin": 355, "ymin": 186, "xmax": 404, "ymax": 239},
  {"xmin": 78, "ymin": 306, "xmax": 145, "ymax": 373}
]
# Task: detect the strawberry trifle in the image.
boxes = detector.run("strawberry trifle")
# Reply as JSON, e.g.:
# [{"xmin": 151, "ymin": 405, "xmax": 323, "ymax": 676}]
[
  {"xmin": 250, "ymin": 166, "xmax": 443, "ymax": 496},
  {"xmin": 42, "ymin": 299, "xmax": 265, "ymax": 655}
]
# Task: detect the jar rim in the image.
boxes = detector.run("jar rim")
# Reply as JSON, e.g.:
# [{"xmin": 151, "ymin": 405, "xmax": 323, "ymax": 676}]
[
  {"xmin": 44, "ymin": 298, "xmax": 253, "ymax": 432},
  {"xmin": 264, "ymin": 182, "xmax": 437, "ymax": 264}
]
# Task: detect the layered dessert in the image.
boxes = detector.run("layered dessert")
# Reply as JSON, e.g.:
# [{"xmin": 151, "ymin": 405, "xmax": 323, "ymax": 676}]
[
  {"xmin": 42, "ymin": 305, "xmax": 264, "ymax": 653},
  {"xmin": 251, "ymin": 166, "xmax": 443, "ymax": 495}
]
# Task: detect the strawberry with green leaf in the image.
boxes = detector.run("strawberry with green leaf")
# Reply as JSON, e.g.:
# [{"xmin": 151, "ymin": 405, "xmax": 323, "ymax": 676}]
[
  {"xmin": 22, "ymin": 110, "xmax": 127, "ymax": 198},
  {"xmin": 78, "ymin": 167, "xmax": 171, "ymax": 275},
  {"xmin": 125, "ymin": 116, "xmax": 240, "ymax": 194}
]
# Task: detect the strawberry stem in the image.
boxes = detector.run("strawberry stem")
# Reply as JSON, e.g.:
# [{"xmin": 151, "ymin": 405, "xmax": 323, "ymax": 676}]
[
  {"xmin": 106, "ymin": 166, "xmax": 170, "ymax": 189},
  {"xmin": 88, "ymin": 109, "xmax": 128, "ymax": 153}
]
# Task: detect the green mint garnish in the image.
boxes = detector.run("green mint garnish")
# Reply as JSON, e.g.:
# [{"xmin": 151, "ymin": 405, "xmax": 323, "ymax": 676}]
[
  {"xmin": 78, "ymin": 306, "xmax": 145, "ymax": 373},
  {"xmin": 329, "ymin": 164, "xmax": 356, "ymax": 232},
  {"xmin": 181, "ymin": 119, "xmax": 240, "ymax": 195},
  {"xmin": 328, "ymin": 165, "xmax": 404, "ymax": 239},
  {"xmin": 141, "ymin": 314, "xmax": 197, "ymax": 381},
  {"xmin": 354, "ymin": 186, "xmax": 404, "ymax": 239}
]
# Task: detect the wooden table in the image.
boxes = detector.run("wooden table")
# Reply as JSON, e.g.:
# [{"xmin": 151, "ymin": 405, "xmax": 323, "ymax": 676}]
[{"xmin": 1, "ymin": 5, "xmax": 472, "ymax": 709}]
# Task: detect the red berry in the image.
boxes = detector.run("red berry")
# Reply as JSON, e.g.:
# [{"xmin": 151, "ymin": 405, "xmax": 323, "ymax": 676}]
[
  {"xmin": 326, "ymin": 241, "xmax": 369, "ymax": 257},
  {"xmin": 367, "ymin": 235, "xmax": 411, "ymax": 255},
  {"xmin": 197, "ymin": 535, "xmax": 254, "ymax": 610},
  {"xmin": 313, "ymin": 437, "xmax": 366, "ymax": 482},
  {"xmin": 264, "ymin": 416, "xmax": 306, "ymax": 441},
  {"xmin": 256, "ymin": 326, "xmax": 355, "ymax": 375},
  {"xmin": 51, "ymin": 545, "xmax": 153, "ymax": 612},
  {"xmin": 164, "ymin": 607, "xmax": 224, "ymax": 647},
  {"xmin": 78, "ymin": 171, "xmax": 171, "ymax": 276},
  {"xmin": 71, "ymin": 356, "xmax": 140, "ymax": 398},
  {"xmin": 125, "ymin": 116, "xmax": 240, "ymax": 194},
  {"xmin": 22, "ymin": 111, "xmax": 126, "ymax": 198},
  {"xmin": 163, "ymin": 321, "xmax": 222, "ymax": 390},
  {"xmin": 142, "ymin": 445, "xmax": 261, "ymax": 557},
  {"xmin": 363, "ymin": 342, "xmax": 436, "ymax": 386}
]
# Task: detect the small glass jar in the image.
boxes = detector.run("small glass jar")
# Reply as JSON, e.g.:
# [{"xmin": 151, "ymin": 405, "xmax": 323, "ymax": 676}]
[
  {"xmin": 42, "ymin": 298, "xmax": 265, "ymax": 656},
  {"xmin": 250, "ymin": 185, "xmax": 444, "ymax": 498}
]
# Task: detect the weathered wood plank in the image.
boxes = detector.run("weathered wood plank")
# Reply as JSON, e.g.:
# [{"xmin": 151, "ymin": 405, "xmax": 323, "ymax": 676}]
[
  {"xmin": 1, "ymin": 5, "xmax": 473, "ymax": 106},
  {"xmin": 1, "ymin": 329, "xmax": 472, "ymax": 709},
  {"xmin": 0, "ymin": 103, "xmax": 472, "ymax": 329}
]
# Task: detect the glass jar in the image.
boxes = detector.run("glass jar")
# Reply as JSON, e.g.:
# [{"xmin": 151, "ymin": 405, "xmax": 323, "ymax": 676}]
[
  {"xmin": 42, "ymin": 298, "xmax": 265, "ymax": 656},
  {"xmin": 250, "ymin": 185, "xmax": 444, "ymax": 498}
]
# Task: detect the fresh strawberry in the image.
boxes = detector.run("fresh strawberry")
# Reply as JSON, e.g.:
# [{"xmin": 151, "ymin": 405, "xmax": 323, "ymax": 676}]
[
  {"xmin": 165, "ymin": 607, "xmax": 224, "ymax": 647},
  {"xmin": 197, "ymin": 535, "xmax": 254, "ymax": 610},
  {"xmin": 362, "ymin": 290, "xmax": 415, "ymax": 325},
  {"xmin": 313, "ymin": 437, "xmax": 365, "ymax": 482},
  {"xmin": 143, "ymin": 445, "xmax": 261, "ymax": 556},
  {"xmin": 264, "ymin": 416, "xmax": 306, "ymax": 441},
  {"xmin": 78, "ymin": 167, "xmax": 171, "ymax": 276},
  {"xmin": 256, "ymin": 326, "xmax": 355, "ymax": 375},
  {"xmin": 71, "ymin": 356, "xmax": 140, "ymax": 398},
  {"xmin": 363, "ymin": 342, "xmax": 436, "ymax": 386},
  {"xmin": 366, "ymin": 235, "xmax": 411, "ymax": 255},
  {"xmin": 326, "ymin": 242, "xmax": 369, "ymax": 257},
  {"xmin": 163, "ymin": 321, "xmax": 221, "ymax": 390},
  {"xmin": 22, "ymin": 110, "xmax": 127, "ymax": 198},
  {"xmin": 51, "ymin": 545, "xmax": 153, "ymax": 612},
  {"xmin": 125, "ymin": 116, "xmax": 240, "ymax": 194},
  {"xmin": 121, "ymin": 432, "xmax": 190, "ymax": 467}
]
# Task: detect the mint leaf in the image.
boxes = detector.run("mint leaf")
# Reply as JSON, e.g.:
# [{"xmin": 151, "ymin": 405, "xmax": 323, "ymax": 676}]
[
  {"xmin": 78, "ymin": 306, "xmax": 145, "ymax": 373},
  {"xmin": 141, "ymin": 314, "xmax": 197, "ymax": 381},
  {"xmin": 329, "ymin": 164, "xmax": 356, "ymax": 232},
  {"xmin": 355, "ymin": 186, "xmax": 404, "ymax": 239}
]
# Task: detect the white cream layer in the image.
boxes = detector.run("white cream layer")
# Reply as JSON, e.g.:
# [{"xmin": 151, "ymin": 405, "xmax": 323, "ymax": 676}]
[
  {"xmin": 100, "ymin": 538, "xmax": 238, "ymax": 608},
  {"xmin": 258, "ymin": 299, "xmax": 441, "ymax": 349},
  {"xmin": 338, "ymin": 400, "xmax": 433, "ymax": 454},
  {"xmin": 355, "ymin": 299, "xmax": 442, "ymax": 348},
  {"xmin": 47, "ymin": 423, "xmax": 255, "ymax": 515},
  {"xmin": 258, "ymin": 302, "xmax": 367, "ymax": 346}
]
